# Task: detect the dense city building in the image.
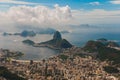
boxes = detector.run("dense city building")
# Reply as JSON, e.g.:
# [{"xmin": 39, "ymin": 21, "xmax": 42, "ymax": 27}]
[{"xmin": 0, "ymin": 48, "xmax": 119, "ymax": 80}]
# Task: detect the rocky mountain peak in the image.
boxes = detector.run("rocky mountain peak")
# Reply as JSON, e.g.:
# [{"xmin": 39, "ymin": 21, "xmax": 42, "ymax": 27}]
[{"xmin": 53, "ymin": 31, "xmax": 62, "ymax": 40}]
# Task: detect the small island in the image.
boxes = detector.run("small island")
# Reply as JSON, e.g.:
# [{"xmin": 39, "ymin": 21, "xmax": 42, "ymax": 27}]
[
  {"xmin": 3, "ymin": 30, "xmax": 36, "ymax": 37},
  {"xmin": 22, "ymin": 39, "xmax": 35, "ymax": 45},
  {"xmin": 22, "ymin": 31, "xmax": 72, "ymax": 50}
]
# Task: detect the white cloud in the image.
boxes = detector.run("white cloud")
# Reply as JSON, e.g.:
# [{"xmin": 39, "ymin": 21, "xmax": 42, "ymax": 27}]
[
  {"xmin": 110, "ymin": 0, "xmax": 120, "ymax": 4},
  {"xmin": 72, "ymin": 9, "xmax": 120, "ymax": 25},
  {"xmin": 89, "ymin": 2, "xmax": 100, "ymax": 6},
  {"xmin": 0, "ymin": 5, "xmax": 72, "ymax": 31},
  {"xmin": 0, "ymin": 0, "xmax": 37, "ymax": 5},
  {"xmin": 0, "ymin": 4, "xmax": 120, "ymax": 32}
]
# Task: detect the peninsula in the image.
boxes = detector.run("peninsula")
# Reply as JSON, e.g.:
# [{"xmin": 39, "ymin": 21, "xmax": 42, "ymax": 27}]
[{"xmin": 23, "ymin": 31, "xmax": 72, "ymax": 50}]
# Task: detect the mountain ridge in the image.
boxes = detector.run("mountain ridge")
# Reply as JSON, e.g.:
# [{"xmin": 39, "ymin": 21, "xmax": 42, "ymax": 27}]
[{"xmin": 23, "ymin": 31, "xmax": 72, "ymax": 50}]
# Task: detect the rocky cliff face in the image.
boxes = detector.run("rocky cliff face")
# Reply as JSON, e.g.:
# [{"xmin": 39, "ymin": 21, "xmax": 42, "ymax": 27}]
[
  {"xmin": 39, "ymin": 31, "xmax": 72, "ymax": 49},
  {"xmin": 53, "ymin": 31, "xmax": 62, "ymax": 40},
  {"xmin": 60, "ymin": 39, "xmax": 72, "ymax": 48}
]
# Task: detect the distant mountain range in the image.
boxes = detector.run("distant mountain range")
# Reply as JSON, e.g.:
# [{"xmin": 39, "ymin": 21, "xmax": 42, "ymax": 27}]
[
  {"xmin": 3, "ymin": 30, "xmax": 36, "ymax": 37},
  {"xmin": 3, "ymin": 29, "xmax": 69, "ymax": 37}
]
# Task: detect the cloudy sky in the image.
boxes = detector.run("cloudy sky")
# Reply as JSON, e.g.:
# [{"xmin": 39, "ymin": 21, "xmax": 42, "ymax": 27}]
[{"xmin": 0, "ymin": 0, "xmax": 120, "ymax": 32}]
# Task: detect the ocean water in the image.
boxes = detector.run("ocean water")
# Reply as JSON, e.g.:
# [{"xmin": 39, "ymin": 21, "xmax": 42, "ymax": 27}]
[
  {"xmin": 63, "ymin": 26, "xmax": 120, "ymax": 47},
  {"xmin": 0, "ymin": 26, "xmax": 120, "ymax": 60},
  {"xmin": 63, "ymin": 32, "xmax": 120, "ymax": 47},
  {"xmin": 0, "ymin": 34, "xmax": 59, "ymax": 60}
]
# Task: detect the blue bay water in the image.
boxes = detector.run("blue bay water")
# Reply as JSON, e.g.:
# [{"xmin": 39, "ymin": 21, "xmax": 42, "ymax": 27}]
[
  {"xmin": 63, "ymin": 32, "xmax": 120, "ymax": 47},
  {"xmin": 0, "ymin": 26, "xmax": 120, "ymax": 60}
]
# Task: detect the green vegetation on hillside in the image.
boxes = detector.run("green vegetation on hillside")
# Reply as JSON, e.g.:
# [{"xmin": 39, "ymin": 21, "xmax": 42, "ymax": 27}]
[
  {"xmin": 107, "ymin": 41, "xmax": 120, "ymax": 47},
  {"xmin": 83, "ymin": 40, "xmax": 120, "ymax": 64},
  {"xmin": 97, "ymin": 38, "xmax": 108, "ymax": 42},
  {"xmin": 0, "ymin": 66, "xmax": 26, "ymax": 80},
  {"xmin": 83, "ymin": 40, "xmax": 105, "ymax": 52},
  {"xmin": 74, "ymin": 54, "xmax": 88, "ymax": 58},
  {"xmin": 2, "ymin": 49, "xmax": 24, "ymax": 59},
  {"xmin": 98, "ymin": 47, "xmax": 120, "ymax": 64},
  {"xmin": 58, "ymin": 54, "xmax": 69, "ymax": 61},
  {"xmin": 60, "ymin": 39, "xmax": 72, "ymax": 48},
  {"xmin": 103, "ymin": 66, "xmax": 119, "ymax": 73}
]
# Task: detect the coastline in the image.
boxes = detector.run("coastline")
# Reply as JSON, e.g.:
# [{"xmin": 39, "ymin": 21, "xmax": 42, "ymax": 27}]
[
  {"xmin": 11, "ymin": 59, "xmax": 41, "ymax": 63},
  {"xmin": 33, "ymin": 43, "xmax": 61, "ymax": 50}
]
